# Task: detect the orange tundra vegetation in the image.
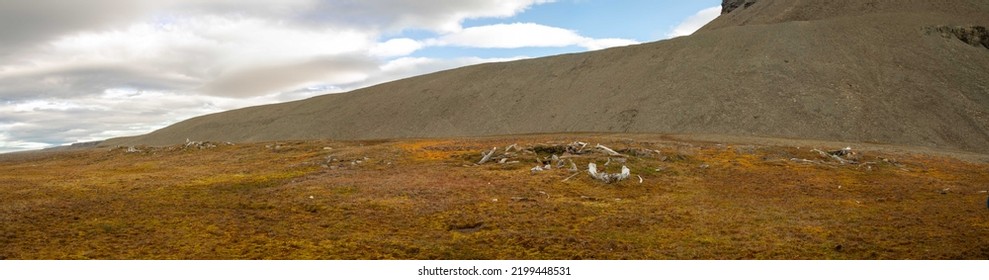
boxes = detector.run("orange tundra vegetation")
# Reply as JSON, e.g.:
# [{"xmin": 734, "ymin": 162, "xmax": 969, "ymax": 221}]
[{"xmin": 1, "ymin": 134, "xmax": 988, "ymax": 259}]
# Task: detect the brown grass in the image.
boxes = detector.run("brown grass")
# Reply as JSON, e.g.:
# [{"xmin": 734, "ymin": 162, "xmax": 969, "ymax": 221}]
[{"xmin": 1, "ymin": 135, "xmax": 988, "ymax": 259}]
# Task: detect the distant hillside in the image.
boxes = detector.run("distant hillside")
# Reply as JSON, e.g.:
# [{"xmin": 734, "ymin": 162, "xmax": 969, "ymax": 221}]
[{"xmin": 106, "ymin": 0, "xmax": 989, "ymax": 153}]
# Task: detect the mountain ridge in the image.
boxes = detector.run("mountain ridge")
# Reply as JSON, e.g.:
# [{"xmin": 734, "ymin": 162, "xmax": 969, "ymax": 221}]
[{"xmin": 105, "ymin": 0, "xmax": 989, "ymax": 153}]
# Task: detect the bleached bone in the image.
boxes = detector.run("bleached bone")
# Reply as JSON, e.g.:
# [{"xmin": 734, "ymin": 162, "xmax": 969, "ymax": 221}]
[
  {"xmin": 588, "ymin": 163, "xmax": 631, "ymax": 183},
  {"xmin": 552, "ymin": 154, "xmax": 566, "ymax": 168},
  {"xmin": 478, "ymin": 147, "xmax": 497, "ymax": 164},
  {"xmin": 595, "ymin": 144, "xmax": 622, "ymax": 156},
  {"xmin": 567, "ymin": 141, "xmax": 589, "ymax": 154},
  {"xmin": 790, "ymin": 158, "xmax": 819, "ymax": 164},
  {"xmin": 812, "ymin": 148, "xmax": 849, "ymax": 164},
  {"xmin": 562, "ymin": 172, "xmax": 581, "ymax": 182}
]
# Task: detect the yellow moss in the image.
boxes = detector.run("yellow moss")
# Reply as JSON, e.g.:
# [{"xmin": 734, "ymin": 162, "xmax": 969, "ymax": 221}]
[
  {"xmin": 394, "ymin": 140, "xmax": 463, "ymax": 161},
  {"xmin": 2, "ymin": 135, "xmax": 988, "ymax": 260}
]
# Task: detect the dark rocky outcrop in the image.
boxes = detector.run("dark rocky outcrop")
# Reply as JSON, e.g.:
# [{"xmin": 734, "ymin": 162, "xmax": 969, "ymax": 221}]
[
  {"xmin": 702, "ymin": 0, "xmax": 989, "ymax": 32},
  {"xmin": 722, "ymin": 0, "xmax": 757, "ymax": 14},
  {"xmin": 926, "ymin": 25, "xmax": 989, "ymax": 49}
]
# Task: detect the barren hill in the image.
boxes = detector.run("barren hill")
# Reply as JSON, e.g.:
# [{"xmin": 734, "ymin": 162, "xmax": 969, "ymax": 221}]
[{"xmin": 106, "ymin": 0, "xmax": 989, "ymax": 153}]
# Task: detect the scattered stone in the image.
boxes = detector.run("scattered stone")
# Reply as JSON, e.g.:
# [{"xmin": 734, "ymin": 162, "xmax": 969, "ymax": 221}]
[
  {"xmin": 580, "ymin": 196, "xmax": 601, "ymax": 201},
  {"xmin": 813, "ymin": 148, "xmax": 856, "ymax": 164},
  {"xmin": 621, "ymin": 148, "xmax": 656, "ymax": 158},
  {"xmin": 185, "ymin": 139, "xmax": 218, "ymax": 150},
  {"xmin": 566, "ymin": 141, "xmax": 588, "ymax": 154},
  {"xmin": 511, "ymin": 197, "xmax": 535, "ymax": 202},
  {"xmin": 830, "ymin": 147, "xmax": 852, "ymax": 157}
]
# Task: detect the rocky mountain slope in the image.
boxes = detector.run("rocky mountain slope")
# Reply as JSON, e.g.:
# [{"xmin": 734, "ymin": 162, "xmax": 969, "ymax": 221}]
[{"xmin": 106, "ymin": 0, "xmax": 989, "ymax": 153}]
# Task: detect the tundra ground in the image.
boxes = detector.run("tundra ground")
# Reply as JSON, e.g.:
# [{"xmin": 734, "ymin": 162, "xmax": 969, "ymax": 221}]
[{"xmin": 2, "ymin": 134, "xmax": 988, "ymax": 259}]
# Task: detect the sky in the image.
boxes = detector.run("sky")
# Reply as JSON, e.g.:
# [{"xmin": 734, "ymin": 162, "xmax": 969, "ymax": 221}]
[{"xmin": 0, "ymin": 0, "xmax": 722, "ymax": 153}]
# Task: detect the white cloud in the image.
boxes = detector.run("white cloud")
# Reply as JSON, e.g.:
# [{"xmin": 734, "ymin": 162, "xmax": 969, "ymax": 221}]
[
  {"xmin": 202, "ymin": 56, "xmax": 377, "ymax": 97},
  {"xmin": 428, "ymin": 22, "xmax": 639, "ymax": 50},
  {"xmin": 309, "ymin": 0, "xmax": 557, "ymax": 33},
  {"xmin": 0, "ymin": 0, "xmax": 157, "ymax": 57},
  {"xmin": 0, "ymin": 89, "xmax": 299, "ymax": 152},
  {"xmin": 369, "ymin": 38, "xmax": 424, "ymax": 57},
  {"xmin": 0, "ymin": 0, "xmax": 558, "ymax": 56},
  {"xmin": 433, "ymin": 23, "xmax": 585, "ymax": 48},
  {"xmin": 0, "ymin": 54, "xmax": 532, "ymax": 153},
  {"xmin": 580, "ymin": 38, "xmax": 641, "ymax": 51},
  {"xmin": 0, "ymin": 0, "xmax": 648, "ymax": 153},
  {"xmin": 667, "ymin": 6, "xmax": 721, "ymax": 38},
  {"xmin": 6, "ymin": 15, "xmax": 377, "ymax": 100}
]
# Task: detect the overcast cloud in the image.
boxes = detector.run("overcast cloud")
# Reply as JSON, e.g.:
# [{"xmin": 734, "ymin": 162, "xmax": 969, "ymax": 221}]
[
  {"xmin": 0, "ymin": 0, "xmax": 718, "ymax": 153},
  {"xmin": 667, "ymin": 6, "xmax": 722, "ymax": 38}
]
